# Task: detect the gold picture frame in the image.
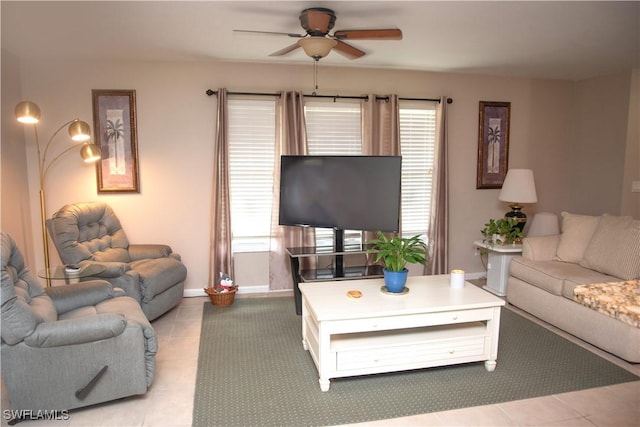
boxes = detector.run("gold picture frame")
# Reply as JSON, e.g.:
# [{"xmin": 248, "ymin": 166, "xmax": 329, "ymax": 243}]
[{"xmin": 92, "ymin": 89, "xmax": 140, "ymax": 193}]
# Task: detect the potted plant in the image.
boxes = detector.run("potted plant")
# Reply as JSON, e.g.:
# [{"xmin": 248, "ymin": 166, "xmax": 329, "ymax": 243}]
[
  {"xmin": 481, "ymin": 217, "xmax": 523, "ymax": 246},
  {"xmin": 367, "ymin": 231, "xmax": 429, "ymax": 293}
]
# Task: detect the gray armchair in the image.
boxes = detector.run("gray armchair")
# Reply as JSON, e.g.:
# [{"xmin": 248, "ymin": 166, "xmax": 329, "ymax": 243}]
[
  {"xmin": 1, "ymin": 232, "xmax": 157, "ymax": 415},
  {"xmin": 46, "ymin": 201, "xmax": 187, "ymax": 320}
]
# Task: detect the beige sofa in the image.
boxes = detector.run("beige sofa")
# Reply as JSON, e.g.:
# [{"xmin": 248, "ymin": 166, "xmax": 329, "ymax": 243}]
[{"xmin": 507, "ymin": 213, "xmax": 640, "ymax": 363}]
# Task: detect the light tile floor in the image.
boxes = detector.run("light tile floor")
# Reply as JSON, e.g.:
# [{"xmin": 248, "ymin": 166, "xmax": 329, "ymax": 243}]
[{"xmin": 2, "ymin": 293, "xmax": 639, "ymax": 427}]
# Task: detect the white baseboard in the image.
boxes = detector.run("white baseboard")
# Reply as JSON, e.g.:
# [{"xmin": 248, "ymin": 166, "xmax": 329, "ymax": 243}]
[
  {"xmin": 183, "ymin": 271, "xmax": 487, "ymax": 298},
  {"xmin": 183, "ymin": 285, "xmax": 270, "ymax": 298}
]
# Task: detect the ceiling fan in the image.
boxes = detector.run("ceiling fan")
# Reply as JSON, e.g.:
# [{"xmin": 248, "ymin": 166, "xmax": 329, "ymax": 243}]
[{"xmin": 234, "ymin": 7, "xmax": 402, "ymax": 60}]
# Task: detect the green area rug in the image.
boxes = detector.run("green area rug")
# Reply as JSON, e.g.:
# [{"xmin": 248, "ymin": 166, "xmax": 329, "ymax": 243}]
[{"xmin": 193, "ymin": 297, "xmax": 637, "ymax": 427}]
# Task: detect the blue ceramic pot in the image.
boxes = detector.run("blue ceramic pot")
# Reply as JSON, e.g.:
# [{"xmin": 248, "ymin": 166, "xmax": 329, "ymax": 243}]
[{"xmin": 383, "ymin": 268, "xmax": 409, "ymax": 293}]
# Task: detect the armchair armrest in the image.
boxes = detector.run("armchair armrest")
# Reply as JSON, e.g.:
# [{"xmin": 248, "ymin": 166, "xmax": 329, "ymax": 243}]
[
  {"xmin": 78, "ymin": 260, "xmax": 130, "ymax": 278},
  {"xmin": 128, "ymin": 244, "xmax": 173, "ymax": 261},
  {"xmin": 45, "ymin": 280, "xmax": 117, "ymax": 315},
  {"xmin": 23, "ymin": 313, "xmax": 126, "ymax": 348},
  {"xmin": 521, "ymin": 235, "xmax": 560, "ymax": 261}
]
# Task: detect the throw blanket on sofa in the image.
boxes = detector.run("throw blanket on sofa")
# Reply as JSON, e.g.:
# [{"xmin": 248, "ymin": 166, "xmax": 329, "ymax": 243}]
[{"xmin": 574, "ymin": 280, "xmax": 640, "ymax": 328}]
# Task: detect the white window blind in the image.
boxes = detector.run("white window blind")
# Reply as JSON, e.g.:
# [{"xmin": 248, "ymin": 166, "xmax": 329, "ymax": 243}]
[
  {"xmin": 399, "ymin": 103, "xmax": 436, "ymax": 239},
  {"xmin": 305, "ymin": 101, "xmax": 362, "ymax": 155},
  {"xmin": 305, "ymin": 101, "xmax": 362, "ymax": 247},
  {"xmin": 227, "ymin": 98, "xmax": 276, "ymax": 251}
]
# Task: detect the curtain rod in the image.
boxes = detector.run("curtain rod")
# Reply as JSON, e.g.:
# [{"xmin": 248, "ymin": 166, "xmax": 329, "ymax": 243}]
[{"xmin": 204, "ymin": 89, "xmax": 453, "ymax": 104}]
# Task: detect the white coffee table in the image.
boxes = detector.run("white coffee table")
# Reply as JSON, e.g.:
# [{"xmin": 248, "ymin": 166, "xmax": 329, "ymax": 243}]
[{"xmin": 299, "ymin": 275, "xmax": 505, "ymax": 391}]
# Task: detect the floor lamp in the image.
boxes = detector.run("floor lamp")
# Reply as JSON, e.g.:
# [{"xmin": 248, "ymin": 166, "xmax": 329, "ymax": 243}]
[{"xmin": 15, "ymin": 100, "xmax": 102, "ymax": 286}]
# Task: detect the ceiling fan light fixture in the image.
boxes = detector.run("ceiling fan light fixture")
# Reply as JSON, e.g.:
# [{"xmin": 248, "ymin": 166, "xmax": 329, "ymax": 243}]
[{"xmin": 298, "ymin": 36, "xmax": 337, "ymax": 59}]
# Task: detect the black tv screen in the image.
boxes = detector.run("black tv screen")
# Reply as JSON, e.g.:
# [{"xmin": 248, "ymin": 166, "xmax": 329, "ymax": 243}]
[{"xmin": 278, "ymin": 155, "xmax": 401, "ymax": 232}]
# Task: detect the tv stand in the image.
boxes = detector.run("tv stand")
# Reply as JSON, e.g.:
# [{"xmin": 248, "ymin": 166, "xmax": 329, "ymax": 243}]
[{"xmin": 287, "ymin": 243, "xmax": 383, "ymax": 315}]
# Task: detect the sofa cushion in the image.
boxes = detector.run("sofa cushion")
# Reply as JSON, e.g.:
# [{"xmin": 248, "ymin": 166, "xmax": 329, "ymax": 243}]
[
  {"xmin": 510, "ymin": 257, "xmax": 617, "ymax": 297},
  {"xmin": 580, "ymin": 215, "xmax": 640, "ymax": 280},
  {"xmin": 574, "ymin": 280, "xmax": 640, "ymax": 327},
  {"xmin": 554, "ymin": 212, "xmax": 600, "ymax": 263},
  {"xmin": 509, "ymin": 258, "xmax": 568, "ymax": 296},
  {"xmin": 561, "ymin": 270, "xmax": 621, "ymax": 299}
]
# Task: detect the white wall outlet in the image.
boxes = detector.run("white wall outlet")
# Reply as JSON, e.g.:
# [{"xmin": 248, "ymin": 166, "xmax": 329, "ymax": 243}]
[{"xmin": 632, "ymin": 181, "xmax": 640, "ymax": 193}]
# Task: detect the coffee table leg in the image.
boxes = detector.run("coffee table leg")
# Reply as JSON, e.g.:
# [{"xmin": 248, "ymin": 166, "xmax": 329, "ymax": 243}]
[
  {"xmin": 485, "ymin": 360, "xmax": 497, "ymax": 372},
  {"xmin": 319, "ymin": 378, "xmax": 330, "ymax": 392}
]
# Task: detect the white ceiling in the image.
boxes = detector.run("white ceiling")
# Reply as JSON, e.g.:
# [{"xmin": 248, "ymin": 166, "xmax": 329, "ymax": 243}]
[{"xmin": 2, "ymin": 1, "xmax": 638, "ymax": 81}]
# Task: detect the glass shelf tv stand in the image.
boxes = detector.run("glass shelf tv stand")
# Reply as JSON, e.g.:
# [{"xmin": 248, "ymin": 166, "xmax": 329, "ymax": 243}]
[{"xmin": 287, "ymin": 244, "xmax": 383, "ymax": 315}]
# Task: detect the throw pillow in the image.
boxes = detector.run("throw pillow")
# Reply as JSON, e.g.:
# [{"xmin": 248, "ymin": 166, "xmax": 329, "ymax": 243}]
[
  {"xmin": 554, "ymin": 212, "xmax": 601, "ymax": 263},
  {"xmin": 580, "ymin": 215, "xmax": 640, "ymax": 280}
]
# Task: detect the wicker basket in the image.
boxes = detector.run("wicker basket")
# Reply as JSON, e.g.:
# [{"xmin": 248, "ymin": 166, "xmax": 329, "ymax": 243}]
[{"xmin": 204, "ymin": 287, "xmax": 237, "ymax": 306}]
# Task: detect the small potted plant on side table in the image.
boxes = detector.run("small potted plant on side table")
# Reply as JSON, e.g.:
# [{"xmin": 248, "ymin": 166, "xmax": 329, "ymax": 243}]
[
  {"xmin": 367, "ymin": 231, "xmax": 429, "ymax": 294},
  {"xmin": 480, "ymin": 217, "xmax": 524, "ymax": 247}
]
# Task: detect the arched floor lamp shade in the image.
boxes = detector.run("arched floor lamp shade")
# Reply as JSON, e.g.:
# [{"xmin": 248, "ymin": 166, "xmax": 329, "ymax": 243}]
[{"xmin": 15, "ymin": 100, "xmax": 102, "ymax": 286}]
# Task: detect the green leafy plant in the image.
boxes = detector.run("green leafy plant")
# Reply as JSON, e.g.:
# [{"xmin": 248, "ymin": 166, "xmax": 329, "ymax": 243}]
[
  {"xmin": 367, "ymin": 231, "xmax": 429, "ymax": 272},
  {"xmin": 481, "ymin": 217, "xmax": 523, "ymax": 245}
]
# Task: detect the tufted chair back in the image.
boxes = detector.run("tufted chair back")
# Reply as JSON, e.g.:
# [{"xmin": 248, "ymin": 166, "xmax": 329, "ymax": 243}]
[
  {"xmin": 46, "ymin": 202, "xmax": 131, "ymax": 264},
  {"xmin": 46, "ymin": 201, "xmax": 187, "ymax": 320},
  {"xmin": 1, "ymin": 232, "xmax": 58, "ymax": 345}
]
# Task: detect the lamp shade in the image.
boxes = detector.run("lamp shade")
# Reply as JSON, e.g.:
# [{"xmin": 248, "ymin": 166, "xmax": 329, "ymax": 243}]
[
  {"xmin": 527, "ymin": 212, "xmax": 560, "ymax": 237},
  {"xmin": 15, "ymin": 101, "xmax": 41, "ymax": 124},
  {"xmin": 68, "ymin": 120, "xmax": 91, "ymax": 142},
  {"xmin": 298, "ymin": 36, "xmax": 337, "ymax": 59},
  {"xmin": 80, "ymin": 143, "xmax": 102, "ymax": 163},
  {"xmin": 498, "ymin": 169, "xmax": 537, "ymax": 204}
]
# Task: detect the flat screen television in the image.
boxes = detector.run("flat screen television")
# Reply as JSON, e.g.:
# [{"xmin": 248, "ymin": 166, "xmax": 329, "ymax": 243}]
[{"xmin": 278, "ymin": 155, "xmax": 402, "ymax": 235}]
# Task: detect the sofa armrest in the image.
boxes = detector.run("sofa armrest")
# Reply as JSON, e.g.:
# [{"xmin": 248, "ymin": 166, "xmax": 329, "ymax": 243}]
[
  {"xmin": 45, "ymin": 280, "xmax": 116, "ymax": 315},
  {"xmin": 128, "ymin": 244, "xmax": 173, "ymax": 261},
  {"xmin": 521, "ymin": 235, "xmax": 560, "ymax": 261},
  {"xmin": 23, "ymin": 313, "xmax": 127, "ymax": 348}
]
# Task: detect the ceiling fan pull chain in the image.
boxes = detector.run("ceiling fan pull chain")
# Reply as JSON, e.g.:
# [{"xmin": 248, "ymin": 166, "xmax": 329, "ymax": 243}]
[{"xmin": 312, "ymin": 59, "xmax": 319, "ymax": 96}]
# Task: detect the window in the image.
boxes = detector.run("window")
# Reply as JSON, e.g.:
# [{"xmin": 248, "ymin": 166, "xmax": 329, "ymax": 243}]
[
  {"xmin": 399, "ymin": 103, "xmax": 436, "ymax": 239},
  {"xmin": 305, "ymin": 101, "xmax": 362, "ymax": 247},
  {"xmin": 227, "ymin": 97, "xmax": 436, "ymax": 251},
  {"xmin": 227, "ymin": 98, "xmax": 276, "ymax": 252},
  {"xmin": 304, "ymin": 100, "xmax": 437, "ymax": 245}
]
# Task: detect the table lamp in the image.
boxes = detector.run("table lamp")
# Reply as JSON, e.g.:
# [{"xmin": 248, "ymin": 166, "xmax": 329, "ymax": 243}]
[{"xmin": 498, "ymin": 169, "xmax": 537, "ymax": 231}]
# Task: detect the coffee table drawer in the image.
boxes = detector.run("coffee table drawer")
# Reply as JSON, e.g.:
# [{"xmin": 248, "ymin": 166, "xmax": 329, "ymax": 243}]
[
  {"xmin": 337, "ymin": 335, "xmax": 487, "ymax": 371},
  {"xmin": 334, "ymin": 323, "xmax": 488, "ymax": 371},
  {"xmin": 327, "ymin": 307, "xmax": 496, "ymax": 334}
]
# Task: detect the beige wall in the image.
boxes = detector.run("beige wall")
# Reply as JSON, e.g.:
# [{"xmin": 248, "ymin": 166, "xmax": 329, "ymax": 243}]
[
  {"xmin": 571, "ymin": 71, "xmax": 635, "ymax": 215},
  {"xmin": 620, "ymin": 69, "xmax": 640, "ymax": 218},
  {"xmin": 1, "ymin": 51, "xmax": 35, "ymax": 268},
  {"xmin": 3, "ymin": 52, "xmax": 634, "ymax": 294}
]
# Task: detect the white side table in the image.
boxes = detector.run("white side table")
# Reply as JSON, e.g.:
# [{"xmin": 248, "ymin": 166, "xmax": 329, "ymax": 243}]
[{"xmin": 473, "ymin": 240, "xmax": 522, "ymax": 297}]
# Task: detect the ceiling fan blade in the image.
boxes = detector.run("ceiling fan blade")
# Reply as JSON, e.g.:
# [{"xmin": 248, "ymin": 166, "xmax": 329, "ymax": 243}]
[
  {"xmin": 333, "ymin": 40, "xmax": 365, "ymax": 60},
  {"xmin": 233, "ymin": 29, "xmax": 304, "ymax": 38},
  {"xmin": 333, "ymin": 29, "xmax": 403, "ymax": 40},
  {"xmin": 269, "ymin": 43, "xmax": 301, "ymax": 57}
]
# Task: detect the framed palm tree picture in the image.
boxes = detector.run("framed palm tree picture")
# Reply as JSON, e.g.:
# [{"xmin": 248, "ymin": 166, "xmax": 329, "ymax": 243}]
[
  {"xmin": 477, "ymin": 101, "xmax": 510, "ymax": 189},
  {"xmin": 92, "ymin": 89, "xmax": 140, "ymax": 193}
]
